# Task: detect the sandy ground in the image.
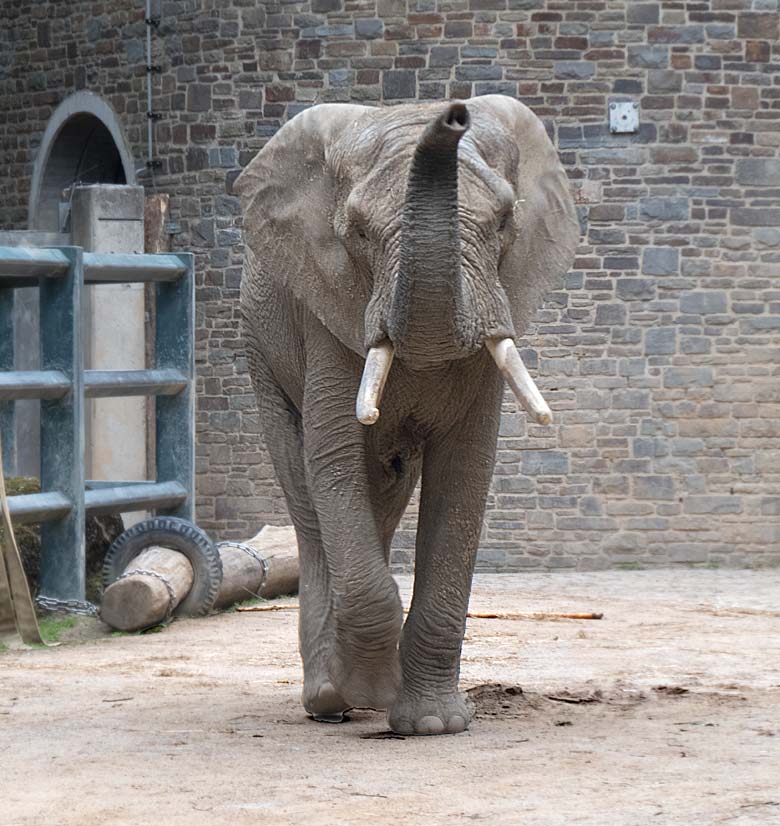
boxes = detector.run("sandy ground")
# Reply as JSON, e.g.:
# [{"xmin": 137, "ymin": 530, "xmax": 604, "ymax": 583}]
[{"xmin": 1, "ymin": 570, "xmax": 779, "ymax": 826}]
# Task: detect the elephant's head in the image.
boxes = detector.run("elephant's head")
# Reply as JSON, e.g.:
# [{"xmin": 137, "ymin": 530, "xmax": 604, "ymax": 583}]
[{"xmin": 236, "ymin": 96, "xmax": 579, "ymax": 424}]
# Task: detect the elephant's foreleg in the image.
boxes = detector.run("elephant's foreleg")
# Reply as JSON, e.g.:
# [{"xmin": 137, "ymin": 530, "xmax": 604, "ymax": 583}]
[
  {"xmin": 302, "ymin": 327, "xmax": 403, "ymax": 710},
  {"xmin": 249, "ymin": 355, "xmax": 348, "ymax": 721},
  {"xmin": 388, "ymin": 367, "xmax": 503, "ymax": 735}
]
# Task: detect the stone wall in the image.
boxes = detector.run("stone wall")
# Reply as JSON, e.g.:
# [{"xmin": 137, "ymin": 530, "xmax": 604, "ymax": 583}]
[{"xmin": 0, "ymin": 0, "xmax": 778, "ymax": 569}]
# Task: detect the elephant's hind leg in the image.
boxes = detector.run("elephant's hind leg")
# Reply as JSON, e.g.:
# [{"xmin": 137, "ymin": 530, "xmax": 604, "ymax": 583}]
[{"xmin": 251, "ymin": 360, "xmax": 349, "ymax": 722}]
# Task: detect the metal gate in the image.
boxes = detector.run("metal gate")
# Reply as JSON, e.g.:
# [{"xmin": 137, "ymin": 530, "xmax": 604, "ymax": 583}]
[{"xmin": 0, "ymin": 245, "xmax": 194, "ymax": 602}]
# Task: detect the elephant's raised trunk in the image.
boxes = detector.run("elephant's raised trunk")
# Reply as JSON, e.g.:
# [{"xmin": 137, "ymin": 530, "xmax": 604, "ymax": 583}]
[{"xmin": 386, "ymin": 102, "xmax": 472, "ymax": 369}]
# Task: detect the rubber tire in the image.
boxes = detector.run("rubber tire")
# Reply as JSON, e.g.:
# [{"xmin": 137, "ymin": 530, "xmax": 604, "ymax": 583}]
[{"xmin": 102, "ymin": 516, "xmax": 223, "ymax": 617}]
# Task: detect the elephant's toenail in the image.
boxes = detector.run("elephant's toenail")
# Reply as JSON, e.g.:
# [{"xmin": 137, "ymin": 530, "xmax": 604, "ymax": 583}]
[
  {"xmin": 416, "ymin": 715, "xmax": 445, "ymax": 735},
  {"xmin": 448, "ymin": 715, "xmax": 467, "ymax": 732}
]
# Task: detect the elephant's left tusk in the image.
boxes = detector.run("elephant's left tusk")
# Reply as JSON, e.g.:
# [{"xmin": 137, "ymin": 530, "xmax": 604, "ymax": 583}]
[
  {"xmin": 356, "ymin": 341, "xmax": 395, "ymax": 425},
  {"xmin": 486, "ymin": 338, "xmax": 553, "ymax": 426}
]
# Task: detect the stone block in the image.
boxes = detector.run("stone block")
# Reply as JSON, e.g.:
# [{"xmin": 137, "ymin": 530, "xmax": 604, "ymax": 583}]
[
  {"xmin": 616, "ymin": 279, "xmax": 656, "ymax": 300},
  {"xmin": 355, "ymin": 18, "xmax": 384, "ymax": 38},
  {"xmin": 648, "ymin": 25, "xmax": 704, "ymax": 44},
  {"xmin": 760, "ymin": 497, "xmax": 780, "ymax": 516},
  {"xmin": 680, "ymin": 336, "xmax": 711, "ymax": 355},
  {"xmin": 556, "ymin": 517, "xmax": 616, "ymax": 531},
  {"xmin": 589, "ymin": 204, "xmax": 625, "ymax": 222},
  {"xmin": 645, "ymin": 327, "xmax": 676, "ymax": 355},
  {"xmin": 627, "ymin": 3, "xmax": 659, "ymax": 24},
  {"xmin": 429, "ymin": 46, "xmax": 460, "ymax": 67},
  {"xmin": 647, "ymin": 69, "xmax": 681, "ymax": 92},
  {"xmin": 667, "ymin": 545, "xmax": 709, "ymax": 564},
  {"xmin": 684, "ymin": 496, "xmax": 742, "ymax": 515},
  {"xmin": 754, "ymin": 228, "xmax": 780, "ymax": 248},
  {"xmin": 238, "ymin": 89, "xmax": 262, "ymax": 110},
  {"xmin": 680, "ymin": 291, "xmax": 728, "ymax": 314},
  {"xmin": 475, "ymin": 82, "xmax": 517, "ymax": 97},
  {"xmin": 634, "ymin": 475, "xmax": 676, "ymax": 500},
  {"xmin": 639, "ymin": 197, "xmax": 689, "ymax": 221},
  {"xmin": 663, "ymin": 367, "xmax": 714, "ymax": 388},
  {"xmin": 554, "ymin": 61, "xmax": 595, "ymax": 79},
  {"xmin": 642, "ymin": 247, "xmax": 679, "ymax": 276},
  {"xmin": 614, "ymin": 79, "xmax": 643, "ymax": 94},
  {"xmin": 731, "ymin": 208, "xmax": 780, "ymax": 227},
  {"xmin": 455, "ymin": 65, "xmax": 502, "ymax": 80},
  {"xmin": 594, "ymin": 304, "xmax": 627, "ymax": 325},
  {"xmin": 382, "ymin": 69, "xmax": 416, "ymax": 98},
  {"xmin": 187, "ymin": 83, "xmax": 212, "ymax": 112},
  {"xmin": 613, "ymin": 389, "xmax": 650, "ymax": 409},
  {"xmin": 521, "ymin": 451, "xmax": 569, "ymax": 475},
  {"xmin": 627, "ymin": 46, "xmax": 668, "ymax": 68},
  {"xmin": 737, "ymin": 13, "xmax": 778, "ymax": 39},
  {"xmin": 581, "ymin": 148, "xmax": 647, "ymax": 166},
  {"xmin": 706, "ymin": 24, "xmax": 735, "ymax": 39},
  {"xmin": 736, "ymin": 158, "xmax": 780, "ymax": 186}
]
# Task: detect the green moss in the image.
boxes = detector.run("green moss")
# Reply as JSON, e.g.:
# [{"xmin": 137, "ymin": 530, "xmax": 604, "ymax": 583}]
[
  {"xmin": 37, "ymin": 614, "xmax": 78, "ymax": 643},
  {"xmin": 616, "ymin": 562, "xmax": 644, "ymax": 571}
]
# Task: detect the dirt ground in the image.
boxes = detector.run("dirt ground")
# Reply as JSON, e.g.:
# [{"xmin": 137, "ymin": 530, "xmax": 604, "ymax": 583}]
[{"xmin": 1, "ymin": 570, "xmax": 779, "ymax": 826}]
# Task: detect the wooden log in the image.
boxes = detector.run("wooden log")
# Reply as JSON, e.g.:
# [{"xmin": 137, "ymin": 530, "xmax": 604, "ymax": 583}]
[
  {"xmin": 214, "ymin": 526, "xmax": 299, "ymax": 609},
  {"xmin": 100, "ymin": 545, "xmax": 193, "ymax": 632}
]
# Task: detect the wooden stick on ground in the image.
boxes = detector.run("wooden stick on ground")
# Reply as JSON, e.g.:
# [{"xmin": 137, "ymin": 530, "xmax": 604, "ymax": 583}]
[
  {"xmin": 235, "ymin": 605, "xmax": 603, "ymax": 621},
  {"xmin": 467, "ymin": 611, "xmax": 603, "ymax": 620}
]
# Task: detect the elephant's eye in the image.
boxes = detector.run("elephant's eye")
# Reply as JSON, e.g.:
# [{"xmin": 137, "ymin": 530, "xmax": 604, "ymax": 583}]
[
  {"xmin": 498, "ymin": 213, "xmax": 509, "ymax": 232},
  {"xmin": 356, "ymin": 226, "xmax": 367, "ymax": 240}
]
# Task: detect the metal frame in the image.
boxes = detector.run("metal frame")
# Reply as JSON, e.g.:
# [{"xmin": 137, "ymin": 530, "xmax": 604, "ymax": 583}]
[{"xmin": 0, "ymin": 244, "xmax": 195, "ymax": 601}]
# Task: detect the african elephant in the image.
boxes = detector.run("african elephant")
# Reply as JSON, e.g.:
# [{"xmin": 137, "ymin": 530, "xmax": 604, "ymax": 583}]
[{"xmin": 235, "ymin": 95, "xmax": 578, "ymax": 735}]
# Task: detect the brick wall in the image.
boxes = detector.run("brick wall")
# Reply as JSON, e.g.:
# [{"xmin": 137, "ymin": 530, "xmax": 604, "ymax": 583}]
[{"xmin": 0, "ymin": 0, "xmax": 778, "ymax": 569}]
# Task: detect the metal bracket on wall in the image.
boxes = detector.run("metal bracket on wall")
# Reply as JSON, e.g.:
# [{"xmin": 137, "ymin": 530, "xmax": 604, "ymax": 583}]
[{"xmin": 609, "ymin": 101, "xmax": 639, "ymax": 134}]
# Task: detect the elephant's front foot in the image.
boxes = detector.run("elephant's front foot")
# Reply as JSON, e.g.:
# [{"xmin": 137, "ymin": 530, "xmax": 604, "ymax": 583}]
[
  {"xmin": 388, "ymin": 689, "xmax": 473, "ymax": 736},
  {"xmin": 303, "ymin": 679, "xmax": 351, "ymax": 723}
]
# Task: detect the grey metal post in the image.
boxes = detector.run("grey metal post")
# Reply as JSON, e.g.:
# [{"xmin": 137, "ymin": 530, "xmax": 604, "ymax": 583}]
[
  {"xmin": 0, "ymin": 289, "xmax": 14, "ymax": 474},
  {"xmin": 155, "ymin": 253, "xmax": 194, "ymax": 521},
  {"xmin": 38, "ymin": 247, "xmax": 86, "ymax": 601}
]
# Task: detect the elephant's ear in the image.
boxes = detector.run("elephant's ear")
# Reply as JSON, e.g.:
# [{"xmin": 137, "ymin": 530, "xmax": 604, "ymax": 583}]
[
  {"xmin": 467, "ymin": 95, "xmax": 580, "ymax": 336},
  {"xmin": 234, "ymin": 104, "xmax": 372, "ymax": 356}
]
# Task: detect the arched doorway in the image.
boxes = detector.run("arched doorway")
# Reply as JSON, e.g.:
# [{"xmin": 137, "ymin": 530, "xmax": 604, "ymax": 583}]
[
  {"xmin": 12, "ymin": 93, "xmax": 142, "ymax": 478},
  {"xmin": 28, "ymin": 92, "xmax": 137, "ymax": 232}
]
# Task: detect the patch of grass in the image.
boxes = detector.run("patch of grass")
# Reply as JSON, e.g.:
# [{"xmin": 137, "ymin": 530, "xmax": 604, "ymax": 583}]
[
  {"xmin": 616, "ymin": 562, "xmax": 644, "ymax": 571},
  {"xmin": 0, "ymin": 642, "xmax": 8, "ymax": 653},
  {"xmin": 37, "ymin": 614, "xmax": 79, "ymax": 643}
]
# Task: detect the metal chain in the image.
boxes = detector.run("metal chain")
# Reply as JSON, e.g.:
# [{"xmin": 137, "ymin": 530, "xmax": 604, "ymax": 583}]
[
  {"xmin": 35, "ymin": 594, "xmax": 99, "ymax": 617},
  {"xmin": 216, "ymin": 541, "xmax": 269, "ymax": 594},
  {"xmin": 113, "ymin": 568, "xmax": 177, "ymax": 622}
]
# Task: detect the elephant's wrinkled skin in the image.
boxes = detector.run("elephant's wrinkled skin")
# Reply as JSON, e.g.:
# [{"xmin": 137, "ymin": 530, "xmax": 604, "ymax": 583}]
[{"xmin": 235, "ymin": 96, "xmax": 578, "ymax": 735}]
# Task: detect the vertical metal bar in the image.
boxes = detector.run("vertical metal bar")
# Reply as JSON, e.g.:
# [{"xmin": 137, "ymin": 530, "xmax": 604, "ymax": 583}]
[
  {"xmin": 0, "ymin": 289, "xmax": 14, "ymax": 475},
  {"xmin": 155, "ymin": 253, "xmax": 194, "ymax": 520},
  {"xmin": 39, "ymin": 247, "xmax": 85, "ymax": 601}
]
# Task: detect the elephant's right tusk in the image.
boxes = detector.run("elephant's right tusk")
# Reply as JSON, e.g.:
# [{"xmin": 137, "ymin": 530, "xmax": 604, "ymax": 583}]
[
  {"xmin": 486, "ymin": 338, "xmax": 553, "ymax": 426},
  {"xmin": 356, "ymin": 341, "xmax": 395, "ymax": 425}
]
